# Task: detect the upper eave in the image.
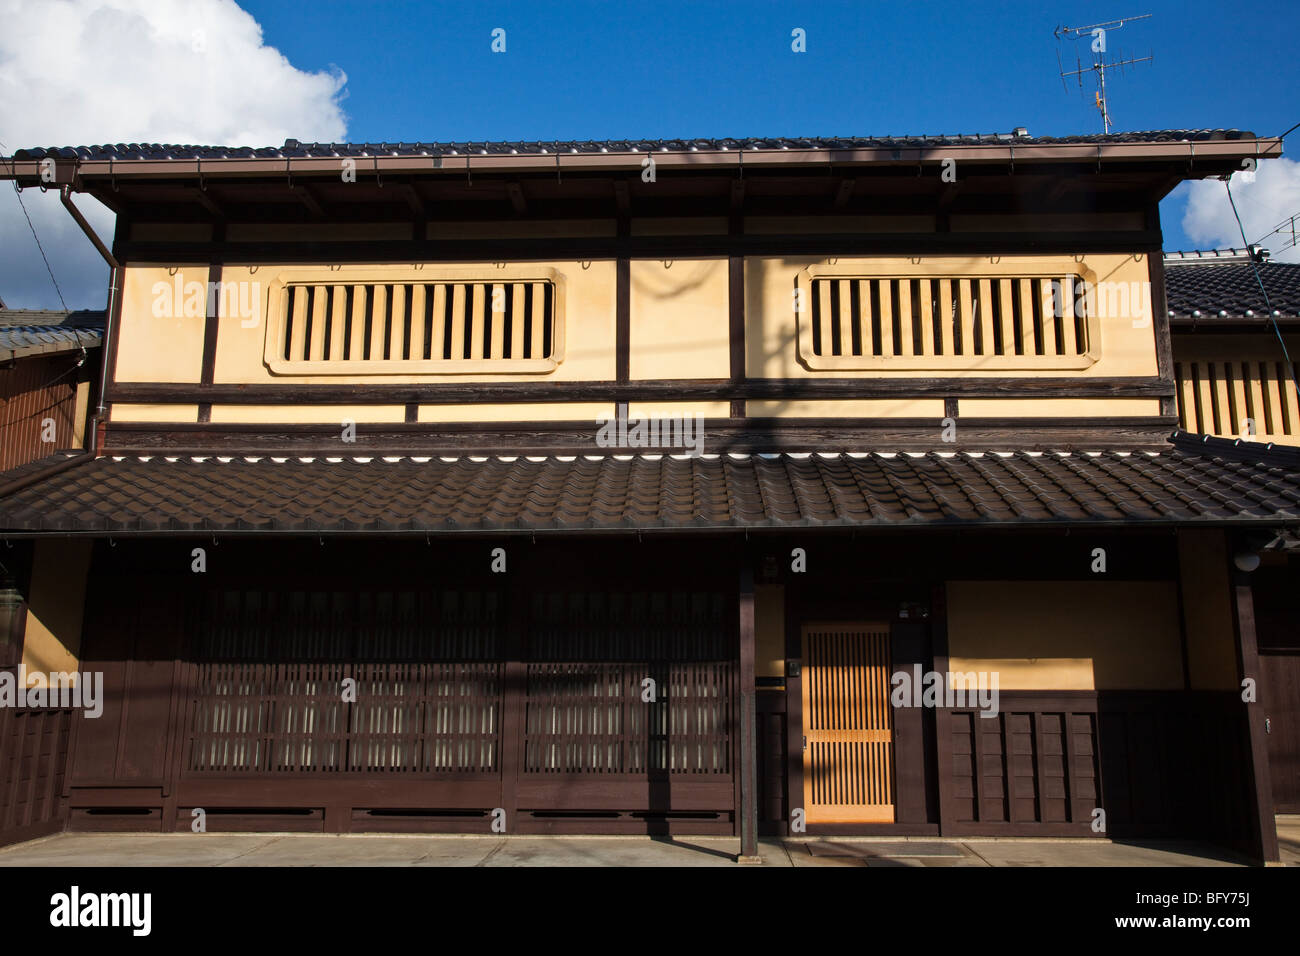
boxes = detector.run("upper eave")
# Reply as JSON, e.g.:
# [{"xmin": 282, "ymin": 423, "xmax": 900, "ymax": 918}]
[{"xmin": 1, "ymin": 130, "xmax": 1281, "ymax": 186}]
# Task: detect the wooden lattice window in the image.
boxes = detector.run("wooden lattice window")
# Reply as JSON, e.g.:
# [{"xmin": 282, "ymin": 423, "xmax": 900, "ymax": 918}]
[
  {"xmin": 796, "ymin": 260, "xmax": 1102, "ymax": 371},
  {"xmin": 263, "ymin": 268, "xmax": 565, "ymax": 374},
  {"xmin": 1175, "ymin": 357, "xmax": 1300, "ymax": 442}
]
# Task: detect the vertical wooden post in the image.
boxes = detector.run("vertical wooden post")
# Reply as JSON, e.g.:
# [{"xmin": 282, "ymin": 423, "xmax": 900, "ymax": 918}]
[
  {"xmin": 931, "ymin": 583, "xmax": 957, "ymax": 835},
  {"xmin": 737, "ymin": 562, "xmax": 759, "ymax": 863},
  {"xmin": 499, "ymin": 555, "xmax": 526, "ymax": 835},
  {"xmin": 1231, "ymin": 575, "xmax": 1280, "ymax": 863}
]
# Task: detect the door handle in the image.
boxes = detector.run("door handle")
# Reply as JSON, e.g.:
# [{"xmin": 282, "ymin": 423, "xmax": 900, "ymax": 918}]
[
  {"xmin": 1265, "ymin": 717, "xmax": 1271, "ymax": 734},
  {"xmin": 802, "ymin": 735, "xmax": 807, "ymax": 751}
]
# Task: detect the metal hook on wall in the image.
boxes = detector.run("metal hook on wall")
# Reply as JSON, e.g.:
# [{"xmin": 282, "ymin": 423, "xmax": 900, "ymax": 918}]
[{"xmin": 580, "ymin": 260, "xmax": 592, "ymax": 270}]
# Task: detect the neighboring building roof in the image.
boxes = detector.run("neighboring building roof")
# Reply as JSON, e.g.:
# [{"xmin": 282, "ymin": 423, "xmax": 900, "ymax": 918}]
[
  {"xmin": 0, "ymin": 437, "xmax": 1295, "ymax": 535},
  {"xmin": 1164, "ymin": 256, "xmax": 1300, "ymax": 326},
  {"xmin": 5, "ymin": 129, "xmax": 1265, "ymax": 162},
  {"xmin": 0, "ymin": 309, "xmax": 103, "ymax": 360}
]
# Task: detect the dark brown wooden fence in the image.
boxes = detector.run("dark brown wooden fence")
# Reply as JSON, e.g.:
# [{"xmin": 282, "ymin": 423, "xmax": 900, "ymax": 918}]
[
  {"xmin": 939, "ymin": 693, "xmax": 1100, "ymax": 835},
  {"xmin": 69, "ymin": 578, "xmax": 738, "ymax": 835},
  {"xmin": 0, "ymin": 701, "xmax": 75, "ymax": 847}
]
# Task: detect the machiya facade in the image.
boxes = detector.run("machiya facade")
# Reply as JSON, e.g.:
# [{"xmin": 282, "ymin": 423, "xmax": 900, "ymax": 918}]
[{"xmin": 0, "ymin": 130, "xmax": 1295, "ymax": 863}]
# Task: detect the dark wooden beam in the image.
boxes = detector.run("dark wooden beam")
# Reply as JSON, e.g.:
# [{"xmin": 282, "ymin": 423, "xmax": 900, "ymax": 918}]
[
  {"xmin": 737, "ymin": 561, "xmax": 759, "ymax": 862},
  {"xmin": 1148, "ymin": 248, "xmax": 1176, "ymax": 417},
  {"xmin": 290, "ymin": 185, "xmax": 326, "ymax": 219},
  {"xmin": 506, "ymin": 182, "xmax": 527, "ymax": 216},
  {"xmin": 189, "ymin": 188, "xmax": 226, "ymax": 222},
  {"xmin": 114, "ymin": 230, "xmax": 1166, "ymax": 264},
  {"xmin": 101, "ymin": 416, "xmax": 1180, "ymax": 457},
  {"xmin": 395, "ymin": 184, "xmax": 425, "ymax": 217},
  {"xmin": 105, "ymin": 376, "xmax": 1176, "ymax": 406},
  {"xmin": 833, "ymin": 178, "xmax": 856, "ymax": 207},
  {"xmin": 1231, "ymin": 572, "xmax": 1281, "ymax": 864}
]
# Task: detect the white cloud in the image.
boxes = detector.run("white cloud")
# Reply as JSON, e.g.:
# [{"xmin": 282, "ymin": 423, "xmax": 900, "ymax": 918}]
[
  {"xmin": 1182, "ymin": 157, "xmax": 1300, "ymax": 263},
  {"xmin": 0, "ymin": 0, "xmax": 348, "ymax": 309}
]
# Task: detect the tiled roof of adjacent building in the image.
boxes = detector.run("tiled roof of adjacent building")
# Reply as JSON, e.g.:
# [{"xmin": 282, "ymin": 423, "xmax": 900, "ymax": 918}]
[
  {"xmin": 1164, "ymin": 256, "xmax": 1300, "ymax": 325},
  {"xmin": 0, "ymin": 309, "xmax": 104, "ymax": 360},
  {"xmin": 5, "ymin": 129, "xmax": 1263, "ymax": 161},
  {"xmin": 0, "ymin": 435, "xmax": 1295, "ymax": 536}
]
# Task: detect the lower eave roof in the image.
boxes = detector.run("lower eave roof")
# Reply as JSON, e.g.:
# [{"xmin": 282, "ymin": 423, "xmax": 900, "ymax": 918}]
[{"xmin": 0, "ymin": 435, "xmax": 1296, "ymax": 537}]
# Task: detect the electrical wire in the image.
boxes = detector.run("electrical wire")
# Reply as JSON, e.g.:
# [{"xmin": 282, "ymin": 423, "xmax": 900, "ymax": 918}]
[
  {"xmin": 1223, "ymin": 178, "xmax": 1300, "ymax": 410},
  {"xmin": 9, "ymin": 182, "xmax": 67, "ymax": 311}
]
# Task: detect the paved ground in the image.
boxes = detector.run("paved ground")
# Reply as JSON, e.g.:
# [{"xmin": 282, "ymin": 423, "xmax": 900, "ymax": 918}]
[{"xmin": 1, "ymin": 827, "xmax": 1291, "ymax": 866}]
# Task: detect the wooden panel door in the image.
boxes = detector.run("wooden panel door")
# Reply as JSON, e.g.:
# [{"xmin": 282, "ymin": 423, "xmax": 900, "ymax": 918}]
[
  {"xmin": 801, "ymin": 623, "xmax": 894, "ymax": 823},
  {"xmin": 1261, "ymin": 651, "xmax": 1300, "ymax": 812}
]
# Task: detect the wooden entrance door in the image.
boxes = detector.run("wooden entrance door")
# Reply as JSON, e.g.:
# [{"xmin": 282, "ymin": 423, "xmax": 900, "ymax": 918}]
[
  {"xmin": 801, "ymin": 623, "xmax": 895, "ymax": 823},
  {"xmin": 1261, "ymin": 651, "xmax": 1300, "ymax": 812}
]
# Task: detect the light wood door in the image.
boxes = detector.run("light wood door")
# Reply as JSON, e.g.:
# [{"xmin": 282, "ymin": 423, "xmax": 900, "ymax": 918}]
[{"xmin": 801, "ymin": 623, "xmax": 895, "ymax": 823}]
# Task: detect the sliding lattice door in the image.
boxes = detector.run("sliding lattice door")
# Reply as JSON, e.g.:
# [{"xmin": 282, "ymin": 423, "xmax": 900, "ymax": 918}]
[{"xmin": 801, "ymin": 623, "xmax": 895, "ymax": 823}]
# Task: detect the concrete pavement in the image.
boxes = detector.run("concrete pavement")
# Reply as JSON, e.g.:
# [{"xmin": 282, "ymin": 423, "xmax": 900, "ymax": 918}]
[{"xmin": 0, "ymin": 829, "xmax": 1285, "ymax": 866}]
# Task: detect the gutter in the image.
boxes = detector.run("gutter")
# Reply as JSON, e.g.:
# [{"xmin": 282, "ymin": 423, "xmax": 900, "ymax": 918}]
[
  {"xmin": 59, "ymin": 186, "xmax": 118, "ymax": 454},
  {"xmin": 0, "ymin": 138, "xmax": 1285, "ymax": 183}
]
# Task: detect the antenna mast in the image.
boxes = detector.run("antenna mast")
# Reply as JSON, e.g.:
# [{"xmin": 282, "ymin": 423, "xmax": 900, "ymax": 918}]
[{"xmin": 1055, "ymin": 15, "xmax": 1153, "ymax": 133}]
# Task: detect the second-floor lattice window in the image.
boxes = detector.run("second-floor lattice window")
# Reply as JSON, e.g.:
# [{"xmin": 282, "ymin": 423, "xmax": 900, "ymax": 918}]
[
  {"xmin": 263, "ymin": 268, "xmax": 564, "ymax": 374},
  {"xmin": 796, "ymin": 260, "xmax": 1103, "ymax": 371}
]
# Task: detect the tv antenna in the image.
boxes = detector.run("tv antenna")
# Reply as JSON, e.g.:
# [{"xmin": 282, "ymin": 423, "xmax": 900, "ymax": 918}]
[{"xmin": 1055, "ymin": 14, "xmax": 1153, "ymax": 133}]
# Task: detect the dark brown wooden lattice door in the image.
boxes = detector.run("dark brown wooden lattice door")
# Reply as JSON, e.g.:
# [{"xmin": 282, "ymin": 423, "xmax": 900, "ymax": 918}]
[{"xmin": 801, "ymin": 623, "xmax": 894, "ymax": 823}]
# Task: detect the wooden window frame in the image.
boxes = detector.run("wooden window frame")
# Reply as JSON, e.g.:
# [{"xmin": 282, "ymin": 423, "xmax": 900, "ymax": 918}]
[
  {"xmin": 261, "ymin": 266, "xmax": 566, "ymax": 376},
  {"xmin": 795, "ymin": 258, "xmax": 1103, "ymax": 372}
]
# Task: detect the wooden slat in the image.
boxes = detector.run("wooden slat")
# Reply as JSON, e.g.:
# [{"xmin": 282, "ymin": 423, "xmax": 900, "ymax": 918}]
[
  {"xmin": 489, "ymin": 283, "xmax": 506, "ymax": 360},
  {"xmin": 1245, "ymin": 365, "xmax": 1268, "ymax": 439},
  {"xmin": 1015, "ymin": 279, "xmax": 1034, "ymax": 358},
  {"xmin": 1058, "ymin": 277, "xmax": 1077, "ymax": 358},
  {"xmin": 530, "ymin": 283, "xmax": 547, "ymax": 359},
  {"xmin": 1212, "ymin": 363, "xmax": 1233, "ymax": 437},
  {"xmin": 956, "ymin": 280, "xmax": 974, "ymax": 357},
  {"xmin": 288, "ymin": 287, "xmax": 309, "ymax": 361},
  {"xmin": 936, "ymin": 278, "xmax": 954, "ymax": 356},
  {"xmin": 975, "ymin": 279, "xmax": 994, "ymax": 356},
  {"xmin": 449, "ymin": 284, "xmax": 467, "ymax": 360},
  {"xmin": 816, "ymin": 279, "xmax": 834, "ymax": 357},
  {"xmin": 878, "ymin": 279, "xmax": 894, "ymax": 356},
  {"xmin": 368, "ymin": 285, "xmax": 388, "ymax": 360},
  {"xmin": 897, "ymin": 280, "xmax": 915, "ymax": 356},
  {"xmin": 1176, "ymin": 363, "xmax": 1197, "ymax": 432},
  {"xmin": 407, "ymin": 284, "xmax": 426, "ymax": 362},
  {"xmin": 995, "ymin": 278, "xmax": 1014, "ymax": 357},
  {"xmin": 917, "ymin": 278, "xmax": 935, "ymax": 356},
  {"xmin": 509, "ymin": 284, "xmax": 527, "ymax": 360},
  {"xmin": 388, "ymin": 284, "xmax": 406, "ymax": 361},
  {"xmin": 1229, "ymin": 362, "xmax": 1251, "ymax": 438}
]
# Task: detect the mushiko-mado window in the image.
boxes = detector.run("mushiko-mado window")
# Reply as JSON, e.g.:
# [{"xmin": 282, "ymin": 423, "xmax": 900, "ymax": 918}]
[
  {"xmin": 263, "ymin": 267, "xmax": 565, "ymax": 374},
  {"xmin": 796, "ymin": 258, "xmax": 1103, "ymax": 371}
]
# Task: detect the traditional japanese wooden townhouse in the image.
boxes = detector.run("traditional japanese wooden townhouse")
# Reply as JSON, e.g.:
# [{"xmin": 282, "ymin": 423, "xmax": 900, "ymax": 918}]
[
  {"xmin": 0, "ymin": 307, "xmax": 101, "ymax": 755},
  {"xmin": 1165, "ymin": 248, "xmax": 1300, "ymax": 817},
  {"xmin": 0, "ymin": 130, "xmax": 1296, "ymax": 863}
]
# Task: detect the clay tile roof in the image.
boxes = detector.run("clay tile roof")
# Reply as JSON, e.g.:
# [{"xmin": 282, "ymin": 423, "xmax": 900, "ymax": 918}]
[
  {"xmin": 1164, "ymin": 258, "xmax": 1300, "ymax": 325},
  {"xmin": 0, "ymin": 309, "xmax": 104, "ymax": 359},
  {"xmin": 0, "ymin": 436, "xmax": 1295, "ymax": 537},
  {"xmin": 5, "ymin": 130, "xmax": 1262, "ymax": 162}
]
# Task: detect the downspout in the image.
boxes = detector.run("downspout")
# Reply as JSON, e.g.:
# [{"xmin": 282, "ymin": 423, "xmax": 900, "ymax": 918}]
[{"xmin": 59, "ymin": 184, "xmax": 119, "ymax": 455}]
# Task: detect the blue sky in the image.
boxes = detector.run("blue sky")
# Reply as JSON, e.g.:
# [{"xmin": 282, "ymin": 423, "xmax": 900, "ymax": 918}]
[
  {"xmin": 241, "ymin": 0, "xmax": 1300, "ymax": 252},
  {"xmin": 3, "ymin": 0, "xmax": 1298, "ymax": 310}
]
